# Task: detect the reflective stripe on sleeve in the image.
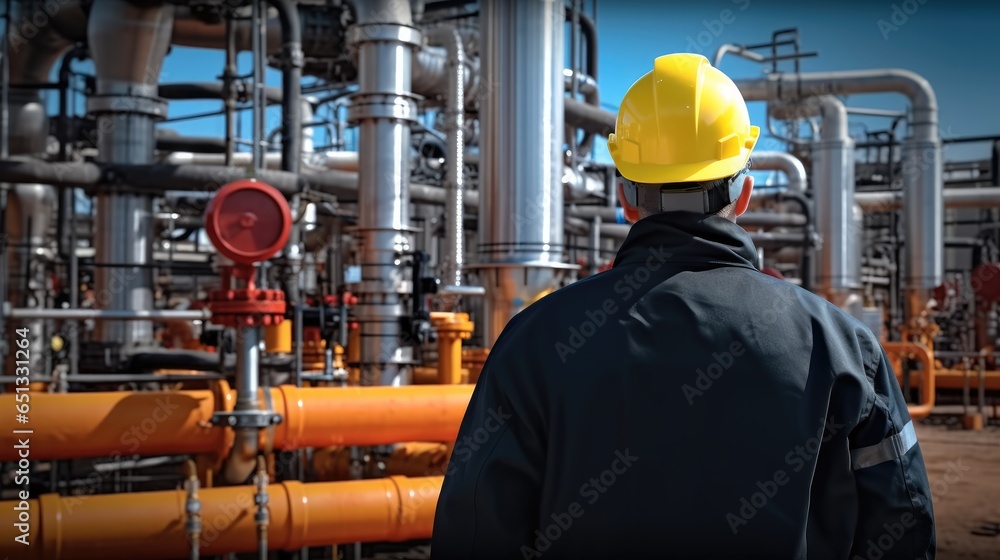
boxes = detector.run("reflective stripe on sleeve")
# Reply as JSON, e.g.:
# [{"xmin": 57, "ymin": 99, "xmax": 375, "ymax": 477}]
[{"xmin": 850, "ymin": 420, "xmax": 918, "ymax": 470}]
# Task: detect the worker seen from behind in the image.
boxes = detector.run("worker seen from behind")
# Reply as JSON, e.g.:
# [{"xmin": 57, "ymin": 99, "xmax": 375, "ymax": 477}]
[{"xmin": 431, "ymin": 53, "xmax": 935, "ymax": 559}]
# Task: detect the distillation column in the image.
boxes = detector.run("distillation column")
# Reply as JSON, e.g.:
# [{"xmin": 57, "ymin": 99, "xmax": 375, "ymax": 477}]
[
  {"xmin": 347, "ymin": 0, "xmax": 421, "ymax": 385},
  {"xmin": 476, "ymin": 0, "xmax": 569, "ymax": 346},
  {"xmin": 87, "ymin": 0, "xmax": 174, "ymax": 359}
]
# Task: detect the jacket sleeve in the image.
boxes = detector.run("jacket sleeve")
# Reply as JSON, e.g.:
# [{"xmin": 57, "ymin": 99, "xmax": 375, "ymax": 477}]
[
  {"xmin": 848, "ymin": 347, "xmax": 936, "ymax": 559},
  {"xmin": 430, "ymin": 344, "xmax": 546, "ymax": 559}
]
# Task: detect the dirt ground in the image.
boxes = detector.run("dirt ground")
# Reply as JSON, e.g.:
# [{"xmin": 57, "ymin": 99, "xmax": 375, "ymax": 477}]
[{"xmin": 915, "ymin": 414, "xmax": 1000, "ymax": 559}]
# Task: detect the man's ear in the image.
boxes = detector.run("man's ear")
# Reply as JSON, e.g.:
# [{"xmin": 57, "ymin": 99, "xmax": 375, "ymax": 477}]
[
  {"xmin": 618, "ymin": 180, "xmax": 640, "ymax": 223},
  {"xmin": 734, "ymin": 175, "xmax": 754, "ymax": 217}
]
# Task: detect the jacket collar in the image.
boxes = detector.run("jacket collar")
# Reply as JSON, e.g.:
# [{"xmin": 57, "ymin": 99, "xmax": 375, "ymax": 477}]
[{"xmin": 612, "ymin": 211, "xmax": 760, "ymax": 271}]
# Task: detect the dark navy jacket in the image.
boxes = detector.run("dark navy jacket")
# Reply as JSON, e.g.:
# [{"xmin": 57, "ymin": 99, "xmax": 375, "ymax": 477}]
[{"xmin": 432, "ymin": 212, "xmax": 935, "ymax": 559}]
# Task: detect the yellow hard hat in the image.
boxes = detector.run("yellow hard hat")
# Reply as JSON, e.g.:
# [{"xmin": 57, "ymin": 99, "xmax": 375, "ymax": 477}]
[{"xmin": 608, "ymin": 53, "xmax": 759, "ymax": 185}]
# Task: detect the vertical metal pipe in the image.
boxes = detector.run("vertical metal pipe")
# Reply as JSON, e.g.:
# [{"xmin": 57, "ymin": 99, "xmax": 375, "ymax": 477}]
[
  {"xmin": 251, "ymin": 0, "xmax": 267, "ymax": 169},
  {"xmin": 902, "ymin": 131, "xmax": 942, "ymax": 319},
  {"xmin": 428, "ymin": 28, "xmax": 466, "ymax": 304},
  {"xmin": 223, "ymin": 16, "xmax": 237, "ymax": 167},
  {"xmin": 478, "ymin": 0, "xmax": 567, "ymax": 346},
  {"xmin": 87, "ymin": 0, "xmax": 173, "ymax": 352},
  {"xmin": 812, "ymin": 96, "xmax": 859, "ymax": 304},
  {"xmin": 236, "ymin": 327, "xmax": 261, "ymax": 409},
  {"xmin": 253, "ymin": 456, "xmax": 269, "ymax": 560},
  {"xmin": 222, "ymin": 323, "xmax": 262, "ymax": 484},
  {"xmin": 1, "ymin": 0, "xmax": 9, "ymax": 161},
  {"xmin": 266, "ymin": 0, "xmax": 303, "ymax": 175},
  {"xmin": 347, "ymin": 0, "xmax": 421, "ymax": 386},
  {"xmin": 566, "ymin": 0, "xmax": 580, "ymax": 161}
]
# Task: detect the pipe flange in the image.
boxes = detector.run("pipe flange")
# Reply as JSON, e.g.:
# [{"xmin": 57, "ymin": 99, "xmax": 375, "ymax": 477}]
[
  {"xmin": 86, "ymin": 95, "xmax": 168, "ymax": 119},
  {"xmin": 211, "ymin": 409, "xmax": 283, "ymax": 429},
  {"xmin": 346, "ymin": 22, "xmax": 422, "ymax": 48},
  {"xmin": 208, "ymin": 288, "xmax": 287, "ymax": 328}
]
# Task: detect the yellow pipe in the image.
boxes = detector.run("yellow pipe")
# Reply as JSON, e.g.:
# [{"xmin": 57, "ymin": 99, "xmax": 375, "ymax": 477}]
[
  {"xmin": 264, "ymin": 320, "xmax": 292, "ymax": 353},
  {"xmin": 431, "ymin": 312, "xmax": 474, "ymax": 384},
  {"xmin": 882, "ymin": 341, "xmax": 936, "ymax": 420},
  {"xmin": 0, "ymin": 476, "xmax": 442, "ymax": 560},
  {"xmin": 0, "ymin": 385, "xmax": 473, "ymax": 462},
  {"xmin": 313, "ymin": 442, "xmax": 450, "ymax": 480}
]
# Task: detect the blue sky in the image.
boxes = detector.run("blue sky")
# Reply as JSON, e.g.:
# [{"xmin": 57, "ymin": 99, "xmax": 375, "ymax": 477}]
[
  {"xmin": 56, "ymin": 0, "xmax": 998, "ymax": 180},
  {"xmin": 589, "ymin": 0, "xmax": 1000, "ymax": 172}
]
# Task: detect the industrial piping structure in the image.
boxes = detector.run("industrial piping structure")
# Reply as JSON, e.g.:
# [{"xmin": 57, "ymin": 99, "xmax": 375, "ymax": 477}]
[{"xmin": 0, "ymin": 5, "xmax": 998, "ymax": 559}]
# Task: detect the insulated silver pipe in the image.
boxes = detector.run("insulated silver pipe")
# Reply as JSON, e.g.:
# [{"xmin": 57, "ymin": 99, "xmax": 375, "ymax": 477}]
[
  {"xmin": 713, "ymin": 44, "xmax": 766, "ymax": 68},
  {"xmin": 235, "ymin": 327, "xmax": 261, "ymax": 409},
  {"xmin": 6, "ymin": 308, "xmax": 210, "ymax": 321},
  {"xmin": 428, "ymin": 28, "xmax": 466, "ymax": 301},
  {"xmin": 750, "ymin": 151, "xmax": 807, "ymax": 193},
  {"xmin": 478, "ymin": 0, "xmax": 567, "ymax": 346},
  {"xmin": 88, "ymin": 0, "xmax": 174, "ymax": 351},
  {"xmin": 5, "ymin": 183, "xmax": 55, "ymax": 377},
  {"xmin": 347, "ymin": 0, "xmax": 420, "ymax": 386},
  {"xmin": 856, "ymin": 188, "xmax": 1000, "ymax": 211},
  {"xmin": 733, "ymin": 69, "xmax": 942, "ymax": 319},
  {"xmin": 812, "ymin": 96, "xmax": 859, "ymax": 301}
]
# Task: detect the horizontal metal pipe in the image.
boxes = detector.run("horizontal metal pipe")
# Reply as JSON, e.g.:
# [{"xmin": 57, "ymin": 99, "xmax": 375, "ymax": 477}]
[
  {"xmin": 751, "ymin": 151, "xmax": 808, "ymax": 193},
  {"xmin": 0, "ymin": 159, "xmax": 351, "ymax": 197},
  {"xmin": 0, "ymin": 476, "xmax": 441, "ymax": 559},
  {"xmin": 165, "ymin": 151, "xmax": 360, "ymax": 172},
  {"xmin": 158, "ymin": 81, "xmax": 283, "ymax": 103},
  {"xmin": 564, "ymin": 96, "xmax": 615, "ymax": 137},
  {"xmin": 0, "ymin": 385, "xmax": 473, "ymax": 461},
  {"xmin": 5, "ymin": 308, "xmax": 211, "ymax": 321},
  {"xmin": 856, "ymin": 188, "xmax": 1000, "ymax": 211}
]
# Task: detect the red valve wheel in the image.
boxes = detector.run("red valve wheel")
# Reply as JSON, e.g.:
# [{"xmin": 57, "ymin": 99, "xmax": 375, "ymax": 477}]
[{"xmin": 204, "ymin": 179, "xmax": 291, "ymax": 265}]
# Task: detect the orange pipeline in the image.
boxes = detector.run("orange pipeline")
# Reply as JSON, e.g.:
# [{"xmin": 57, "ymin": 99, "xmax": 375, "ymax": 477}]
[
  {"xmin": 0, "ymin": 476, "xmax": 442, "ymax": 560},
  {"xmin": 882, "ymin": 341, "xmax": 936, "ymax": 420},
  {"xmin": 0, "ymin": 385, "xmax": 473, "ymax": 462}
]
